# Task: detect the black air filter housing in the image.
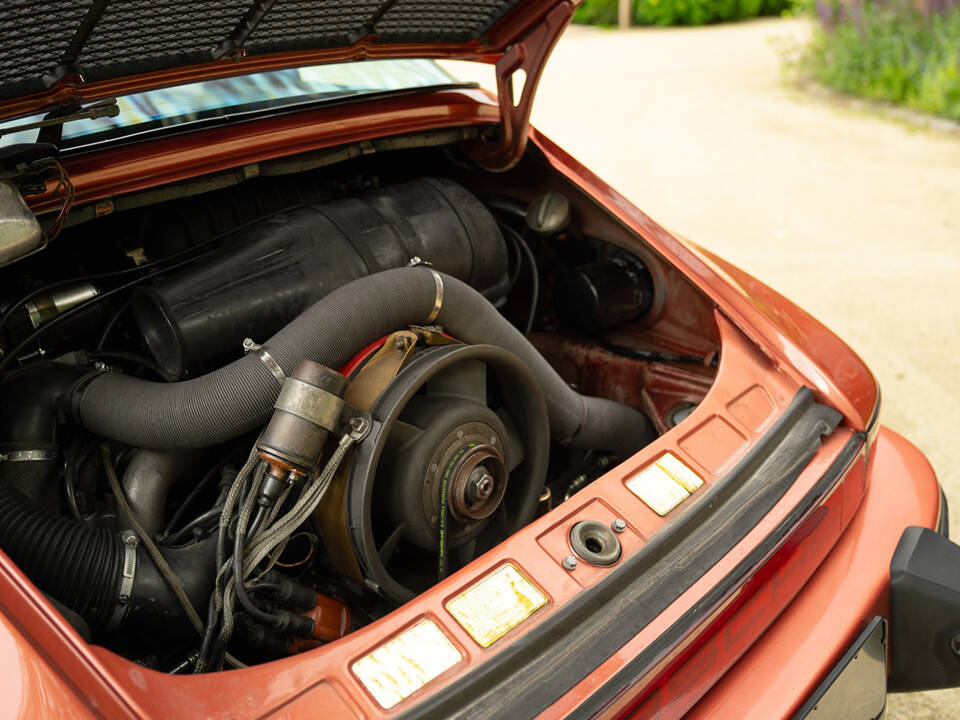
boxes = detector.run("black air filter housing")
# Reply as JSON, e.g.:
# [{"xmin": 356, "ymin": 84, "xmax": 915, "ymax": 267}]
[{"xmin": 134, "ymin": 178, "xmax": 510, "ymax": 377}]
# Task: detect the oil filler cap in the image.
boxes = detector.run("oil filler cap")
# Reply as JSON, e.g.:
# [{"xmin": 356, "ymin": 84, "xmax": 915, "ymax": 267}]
[{"xmin": 569, "ymin": 520, "xmax": 621, "ymax": 566}]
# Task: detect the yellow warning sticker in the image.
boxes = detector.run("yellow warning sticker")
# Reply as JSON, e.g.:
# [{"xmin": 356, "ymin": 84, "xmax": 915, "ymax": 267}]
[
  {"xmin": 445, "ymin": 563, "xmax": 548, "ymax": 648},
  {"xmin": 352, "ymin": 618, "xmax": 462, "ymax": 709},
  {"xmin": 626, "ymin": 452, "xmax": 704, "ymax": 516}
]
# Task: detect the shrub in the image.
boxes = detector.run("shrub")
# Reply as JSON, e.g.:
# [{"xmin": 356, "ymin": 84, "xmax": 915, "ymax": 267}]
[
  {"xmin": 574, "ymin": 0, "xmax": 619, "ymax": 25},
  {"xmin": 801, "ymin": 3, "xmax": 960, "ymax": 120},
  {"xmin": 573, "ymin": 0, "xmax": 793, "ymax": 26}
]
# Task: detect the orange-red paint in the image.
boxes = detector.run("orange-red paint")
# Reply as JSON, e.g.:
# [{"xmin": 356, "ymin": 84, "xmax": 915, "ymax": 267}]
[{"xmin": 0, "ymin": 60, "xmax": 934, "ymax": 720}]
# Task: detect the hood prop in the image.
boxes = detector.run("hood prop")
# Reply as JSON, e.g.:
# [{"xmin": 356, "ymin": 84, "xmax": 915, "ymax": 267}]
[{"xmin": 464, "ymin": 1, "xmax": 575, "ymax": 172}]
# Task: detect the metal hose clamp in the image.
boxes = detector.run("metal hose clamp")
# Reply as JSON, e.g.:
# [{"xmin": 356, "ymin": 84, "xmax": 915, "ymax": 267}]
[
  {"xmin": 407, "ymin": 258, "xmax": 443, "ymax": 323},
  {"xmin": 425, "ymin": 268, "xmax": 444, "ymax": 323},
  {"xmin": 106, "ymin": 530, "xmax": 139, "ymax": 631},
  {"xmin": 0, "ymin": 448, "xmax": 56, "ymax": 462},
  {"xmin": 243, "ymin": 337, "xmax": 286, "ymax": 385}
]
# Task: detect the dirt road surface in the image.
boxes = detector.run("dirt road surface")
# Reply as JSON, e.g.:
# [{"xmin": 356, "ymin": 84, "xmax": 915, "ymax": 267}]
[{"xmin": 445, "ymin": 16, "xmax": 960, "ymax": 718}]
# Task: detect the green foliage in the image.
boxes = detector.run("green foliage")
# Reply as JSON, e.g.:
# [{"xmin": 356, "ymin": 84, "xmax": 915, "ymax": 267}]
[
  {"xmin": 802, "ymin": 4, "xmax": 960, "ymax": 120},
  {"xmin": 573, "ymin": 0, "xmax": 792, "ymax": 26},
  {"xmin": 574, "ymin": 0, "xmax": 619, "ymax": 26}
]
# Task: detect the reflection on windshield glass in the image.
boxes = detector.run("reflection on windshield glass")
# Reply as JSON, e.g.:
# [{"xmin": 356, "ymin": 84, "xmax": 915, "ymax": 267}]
[{"xmin": 0, "ymin": 59, "xmax": 459, "ymax": 148}]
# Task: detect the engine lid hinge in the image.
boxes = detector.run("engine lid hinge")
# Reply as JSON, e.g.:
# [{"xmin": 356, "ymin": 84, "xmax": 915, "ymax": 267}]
[{"xmin": 464, "ymin": 1, "xmax": 575, "ymax": 172}]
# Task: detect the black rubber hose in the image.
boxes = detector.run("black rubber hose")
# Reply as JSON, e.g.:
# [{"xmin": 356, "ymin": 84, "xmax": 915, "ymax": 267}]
[
  {"xmin": 0, "ymin": 363, "xmax": 89, "ymax": 444},
  {"xmin": 0, "ymin": 483, "xmax": 215, "ymax": 636},
  {"xmin": 0, "ymin": 363, "xmax": 92, "ymax": 505},
  {"xmin": 75, "ymin": 267, "xmax": 653, "ymax": 457},
  {"xmin": 0, "ymin": 483, "xmax": 122, "ymax": 629}
]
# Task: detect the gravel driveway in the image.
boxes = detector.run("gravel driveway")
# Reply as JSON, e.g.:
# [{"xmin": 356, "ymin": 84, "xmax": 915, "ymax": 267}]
[{"xmin": 447, "ymin": 16, "xmax": 960, "ymax": 718}]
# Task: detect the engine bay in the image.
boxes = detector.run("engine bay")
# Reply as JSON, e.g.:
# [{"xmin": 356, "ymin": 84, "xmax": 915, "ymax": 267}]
[{"xmin": 0, "ymin": 137, "xmax": 718, "ymax": 673}]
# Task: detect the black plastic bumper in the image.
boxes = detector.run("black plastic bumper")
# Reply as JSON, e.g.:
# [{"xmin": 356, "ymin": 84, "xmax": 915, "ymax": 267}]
[{"xmin": 889, "ymin": 522, "xmax": 960, "ymax": 692}]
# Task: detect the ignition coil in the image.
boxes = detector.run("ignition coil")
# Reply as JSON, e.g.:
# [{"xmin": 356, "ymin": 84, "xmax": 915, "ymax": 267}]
[{"xmin": 254, "ymin": 360, "xmax": 348, "ymax": 515}]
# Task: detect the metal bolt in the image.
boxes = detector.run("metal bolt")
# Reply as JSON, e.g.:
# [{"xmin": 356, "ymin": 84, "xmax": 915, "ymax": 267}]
[
  {"xmin": 117, "ymin": 594, "xmax": 129, "ymax": 606},
  {"xmin": 476, "ymin": 473, "xmax": 494, "ymax": 497},
  {"xmin": 468, "ymin": 470, "xmax": 495, "ymax": 501},
  {"xmin": 124, "ymin": 534, "xmax": 138, "ymax": 547},
  {"xmin": 242, "ymin": 337, "xmax": 256, "ymax": 352},
  {"xmin": 94, "ymin": 361, "xmax": 107, "ymax": 371},
  {"xmin": 611, "ymin": 518, "xmax": 627, "ymax": 533},
  {"xmin": 349, "ymin": 416, "xmax": 369, "ymax": 436},
  {"xmin": 951, "ymin": 633, "xmax": 960, "ymax": 656},
  {"xmin": 562, "ymin": 555, "xmax": 578, "ymax": 571}
]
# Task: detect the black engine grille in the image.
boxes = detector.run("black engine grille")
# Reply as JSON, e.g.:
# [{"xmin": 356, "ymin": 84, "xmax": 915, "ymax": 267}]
[{"xmin": 0, "ymin": 0, "xmax": 521, "ymax": 100}]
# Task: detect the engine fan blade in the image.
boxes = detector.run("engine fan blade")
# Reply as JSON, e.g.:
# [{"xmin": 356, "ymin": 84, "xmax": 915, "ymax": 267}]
[
  {"xmin": 423, "ymin": 359, "xmax": 487, "ymax": 404},
  {"xmin": 379, "ymin": 522, "xmax": 407, "ymax": 565},
  {"xmin": 385, "ymin": 420, "xmax": 425, "ymax": 453},
  {"xmin": 496, "ymin": 408, "xmax": 526, "ymax": 472}
]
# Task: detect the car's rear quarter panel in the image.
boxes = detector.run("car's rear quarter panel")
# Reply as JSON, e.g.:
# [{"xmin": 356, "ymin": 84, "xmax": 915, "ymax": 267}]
[{"xmin": 686, "ymin": 427, "xmax": 940, "ymax": 720}]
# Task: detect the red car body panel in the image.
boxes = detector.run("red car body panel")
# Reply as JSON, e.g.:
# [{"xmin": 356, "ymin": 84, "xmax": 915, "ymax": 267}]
[
  {"xmin": 0, "ymin": 42, "xmax": 936, "ymax": 720},
  {"xmin": 0, "ymin": 425, "xmax": 936, "ymax": 720},
  {"xmin": 23, "ymin": 90, "xmax": 501, "ymax": 217},
  {"xmin": 686, "ymin": 428, "xmax": 940, "ymax": 720},
  {"xmin": 528, "ymin": 127, "xmax": 879, "ymax": 432},
  {"xmin": 0, "ymin": 610, "xmax": 95, "ymax": 719}
]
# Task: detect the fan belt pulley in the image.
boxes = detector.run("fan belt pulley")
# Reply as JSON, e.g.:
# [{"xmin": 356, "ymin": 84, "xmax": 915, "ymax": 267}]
[{"xmin": 317, "ymin": 337, "xmax": 549, "ymax": 604}]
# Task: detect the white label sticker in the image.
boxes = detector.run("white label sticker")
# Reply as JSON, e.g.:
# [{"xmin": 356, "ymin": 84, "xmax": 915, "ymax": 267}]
[
  {"xmin": 445, "ymin": 564, "xmax": 548, "ymax": 648},
  {"xmin": 626, "ymin": 452, "xmax": 704, "ymax": 516},
  {"xmin": 352, "ymin": 618, "xmax": 461, "ymax": 709},
  {"xmin": 655, "ymin": 452, "xmax": 704, "ymax": 492}
]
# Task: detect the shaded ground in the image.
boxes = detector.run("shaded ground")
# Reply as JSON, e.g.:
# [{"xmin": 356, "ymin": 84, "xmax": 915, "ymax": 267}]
[{"xmin": 446, "ymin": 16, "xmax": 960, "ymax": 718}]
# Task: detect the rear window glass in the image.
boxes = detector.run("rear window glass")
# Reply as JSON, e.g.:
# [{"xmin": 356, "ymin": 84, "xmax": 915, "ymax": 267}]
[{"xmin": 0, "ymin": 59, "xmax": 460, "ymax": 149}]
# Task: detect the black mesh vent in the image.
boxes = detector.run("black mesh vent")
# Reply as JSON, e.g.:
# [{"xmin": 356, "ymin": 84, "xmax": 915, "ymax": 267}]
[
  {"xmin": 246, "ymin": 1, "xmax": 386, "ymax": 54},
  {"xmin": 0, "ymin": 0, "xmax": 89, "ymax": 95},
  {"xmin": 375, "ymin": 0, "xmax": 517, "ymax": 42},
  {"xmin": 79, "ymin": 1, "xmax": 252, "ymax": 80},
  {"xmin": 0, "ymin": 0, "xmax": 524, "ymax": 100}
]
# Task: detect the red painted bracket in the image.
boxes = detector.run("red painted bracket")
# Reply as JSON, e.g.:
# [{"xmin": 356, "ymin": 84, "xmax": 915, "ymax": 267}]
[{"xmin": 464, "ymin": 1, "xmax": 575, "ymax": 172}]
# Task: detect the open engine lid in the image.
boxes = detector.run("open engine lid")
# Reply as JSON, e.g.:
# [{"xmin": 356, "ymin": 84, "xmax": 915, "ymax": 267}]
[{"xmin": 0, "ymin": 0, "xmax": 576, "ymax": 168}]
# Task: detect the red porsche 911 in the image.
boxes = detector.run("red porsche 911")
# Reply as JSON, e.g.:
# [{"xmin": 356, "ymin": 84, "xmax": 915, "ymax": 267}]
[{"xmin": 0, "ymin": 2, "xmax": 954, "ymax": 718}]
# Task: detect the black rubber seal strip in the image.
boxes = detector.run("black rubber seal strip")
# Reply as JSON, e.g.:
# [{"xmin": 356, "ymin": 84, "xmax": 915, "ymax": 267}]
[
  {"xmin": 570, "ymin": 426, "xmax": 865, "ymax": 719},
  {"xmin": 865, "ymin": 387, "xmax": 881, "ymax": 434},
  {"xmin": 399, "ymin": 387, "xmax": 844, "ymax": 720}
]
